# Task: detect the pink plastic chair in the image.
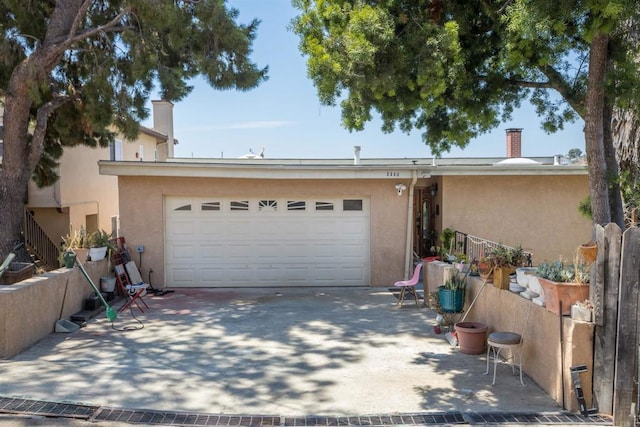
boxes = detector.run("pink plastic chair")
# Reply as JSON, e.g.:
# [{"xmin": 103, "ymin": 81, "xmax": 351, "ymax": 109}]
[{"xmin": 394, "ymin": 263, "xmax": 423, "ymax": 307}]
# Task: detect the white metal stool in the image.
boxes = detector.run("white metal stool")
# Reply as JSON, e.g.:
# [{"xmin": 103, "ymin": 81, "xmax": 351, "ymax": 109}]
[
  {"xmin": 484, "ymin": 303, "xmax": 530, "ymax": 386},
  {"xmin": 485, "ymin": 331, "xmax": 524, "ymax": 386}
]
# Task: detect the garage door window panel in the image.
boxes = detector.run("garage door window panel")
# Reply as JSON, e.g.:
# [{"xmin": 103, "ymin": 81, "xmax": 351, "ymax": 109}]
[
  {"xmin": 202, "ymin": 202, "xmax": 221, "ymax": 211},
  {"xmin": 315, "ymin": 201, "xmax": 334, "ymax": 211},
  {"xmin": 259, "ymin": 200, "xmax": 278, "ymax": 211},
  {"xmin": 343, "ymin": 199, "xmax": 363, "ymax": 211},
  {"xmin": 230, "ymin": 200, "xmax": 249, "ymax": 211},
  {"xmin": 287, "ymin": 201, "xmax": 306, "ymax": 211}
]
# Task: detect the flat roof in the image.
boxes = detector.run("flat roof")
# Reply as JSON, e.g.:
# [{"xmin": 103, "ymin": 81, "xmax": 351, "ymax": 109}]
[{"xmin": 99, "ymin": 156, "xmax": 588, "ymax": 180}]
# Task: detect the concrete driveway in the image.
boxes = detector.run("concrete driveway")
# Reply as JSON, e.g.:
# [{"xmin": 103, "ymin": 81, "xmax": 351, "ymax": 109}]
[{"xmin": 0, "ymin": 287, "xmax": 610, "ymax": 426}]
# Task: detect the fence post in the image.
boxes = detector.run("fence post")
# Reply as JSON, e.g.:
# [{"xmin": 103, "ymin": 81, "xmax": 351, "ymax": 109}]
[
  {"xmin": 613, "ymin": 227, "xmax": 640, "ymax": 426},
  {"xmin": 592, "ymin": 224, "xmax": 621, "ymax": 415}
]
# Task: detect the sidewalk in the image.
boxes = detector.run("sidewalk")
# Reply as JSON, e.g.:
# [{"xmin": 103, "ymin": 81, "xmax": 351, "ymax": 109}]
[{"xmin": 0, "ymin": 287, "xmax": 611, "ymax": 426}]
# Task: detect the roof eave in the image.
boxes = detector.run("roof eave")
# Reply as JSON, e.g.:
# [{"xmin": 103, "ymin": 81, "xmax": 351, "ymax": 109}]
[{"xmin": 99, "ymin": 160, "xmax": 588, "ymax": 180}]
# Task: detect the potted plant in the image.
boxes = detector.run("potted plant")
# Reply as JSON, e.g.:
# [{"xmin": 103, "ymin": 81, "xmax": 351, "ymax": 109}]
[
  {"xmin": 579, "ymin": 240, "xmax": 597, "ymax": 264},
  {"xmin": 87, "ymin": 229, "xmax": 114, "ymax": 261},
  {"xmin": 439, "ymin": 228, "xmax": 457, "ymax": 262},
  {"xmin": 483, "ymin": 244, "xmax": 527, "ymax": 290},
  {"xmin": 453, "ymin": 252, "xmax": 469, "ymax": 272},
  {"xmin": 438, "ymin": 270, "xmax": 466, "ymax": 313},
  {"xmin": 61, "ymin": 225, "xmax": 90, "ymax": 264},
  {"xmin": 535, "ymin": 258, "xmax": 590, "ymax": 315},
  {"xmin": 454, "ymin": 321, "xmax": 488, "ymax": 355},
  {"xmin": 571, "ymin": 299, "xmax": 594, "ymax": 322}
]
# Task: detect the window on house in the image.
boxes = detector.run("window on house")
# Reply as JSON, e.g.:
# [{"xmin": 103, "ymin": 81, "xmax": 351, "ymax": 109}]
[
  {"xmin": 110, "ymin": 139, "xmax": 123, "ymax": 161},
  {"xmin": 175, "ymin": 204, "xmax": 192, "ymax": 211},
  {"xmin": 343, "ymin": 199, "xmax": 363, "ymax": 211}
]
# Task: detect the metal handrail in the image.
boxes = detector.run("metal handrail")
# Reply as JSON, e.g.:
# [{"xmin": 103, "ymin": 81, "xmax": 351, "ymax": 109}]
[
  {"xmin": 23, "ymin": 209, "xmax": 60, "ymax": 270},
  {"xmin": 454, "ymin": 230, "xmax": 533, "ymax": 266}
]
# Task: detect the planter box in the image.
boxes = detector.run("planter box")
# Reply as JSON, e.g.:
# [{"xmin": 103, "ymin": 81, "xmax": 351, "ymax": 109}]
[
  {"xmin": 493, "ymin": 267, "xmax": 514, "ymax": 290},
  {"xmin": 538, "ymin": 277, "xmax": 589, "ymax": 315},
  {"xmin": 0, "ymin": 262, "xmax": 35, "ymax": 285}
]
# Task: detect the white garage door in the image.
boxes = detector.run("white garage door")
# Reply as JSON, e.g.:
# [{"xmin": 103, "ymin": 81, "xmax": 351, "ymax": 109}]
[{"xmin": 165, "ymin": 196, "xmax": 370, "ymax": 287}]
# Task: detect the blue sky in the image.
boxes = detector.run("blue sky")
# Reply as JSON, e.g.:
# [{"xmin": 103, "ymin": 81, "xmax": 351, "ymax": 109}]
[{"xmin": 144, "ymin": 0, "xmax": 586, "ymax": 160}]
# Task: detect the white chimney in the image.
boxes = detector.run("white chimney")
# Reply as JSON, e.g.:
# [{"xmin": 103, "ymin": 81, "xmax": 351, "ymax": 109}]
[
  {"xmin": 354, "ymin": 146, "xmax": 361, "ymax": 165},
  {"xmin": 152, "ymin": 100, "xmax": 175, "ymax": 159}
]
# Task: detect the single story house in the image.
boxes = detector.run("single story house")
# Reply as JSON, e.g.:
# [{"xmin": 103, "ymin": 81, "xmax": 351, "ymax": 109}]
[{"xmin": 100, "ymin": 130, "xmax": 591, "ymax": 288}]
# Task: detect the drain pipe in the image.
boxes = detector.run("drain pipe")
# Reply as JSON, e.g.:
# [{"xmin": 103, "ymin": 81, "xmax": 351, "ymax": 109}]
[{"xmin": 404, "ymin": 170, "xmax": 418, "ymax": 278}]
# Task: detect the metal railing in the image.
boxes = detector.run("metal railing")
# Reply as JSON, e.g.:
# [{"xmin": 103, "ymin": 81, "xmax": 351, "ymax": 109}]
[
  {"xmin": 454, "ymin": 230, "xmax": 532, "ymax": 266},
  {"xmin": 23, "ymin": 209, "xmax": 60, "ymax": 270}
]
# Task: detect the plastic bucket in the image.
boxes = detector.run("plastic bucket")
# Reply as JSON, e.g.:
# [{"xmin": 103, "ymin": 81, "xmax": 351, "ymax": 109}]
[{"xmin": 100, "ymin": 276, "xmax": 116, "ymax": 293}]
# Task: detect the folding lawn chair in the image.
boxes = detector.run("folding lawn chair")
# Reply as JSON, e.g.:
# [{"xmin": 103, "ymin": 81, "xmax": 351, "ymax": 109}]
[{"xmin": 114, "ymin": 263, "xmax": 149, "ymax": 313}]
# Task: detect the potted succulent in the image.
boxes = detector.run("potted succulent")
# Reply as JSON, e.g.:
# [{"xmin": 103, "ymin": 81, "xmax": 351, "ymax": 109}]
[
  {"xmin": 438, "ymin": 270, "xmax": 466, "ymax": 313},
  {"xmin": 535, "ymin": 258, "xmax": 590, "ymax": 315},
  {"xmin": 483, "ymin": 244, "xmax": 527, "ymax": 290},
  {"xmin": 87, "ymin": 229, "xmax": 115, "ymax": 261}
]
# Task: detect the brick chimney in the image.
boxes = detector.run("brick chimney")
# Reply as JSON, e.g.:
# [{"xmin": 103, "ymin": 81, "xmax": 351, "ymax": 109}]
[{"xmin": 505, "ymin": 128, "xmax": 523, "ymax": 158}]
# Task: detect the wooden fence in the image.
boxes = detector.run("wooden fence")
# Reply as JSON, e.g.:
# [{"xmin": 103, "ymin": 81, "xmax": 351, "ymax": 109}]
[{"xmin": 591, "ymin": 224, "xmax": 639, "ymax": 427}]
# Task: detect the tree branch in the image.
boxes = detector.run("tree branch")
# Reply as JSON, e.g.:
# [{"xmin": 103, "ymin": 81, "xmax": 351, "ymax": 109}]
[
  {"xmin": 504, "ymin": 79, "xmax": 554, "ymax": 89},
  {"xmin": 538, "ymin": 64, "xmax": 585, "ymax": 118},
  {"xmin": 62, "ymin": 9, "xmax": 133, "ymax": 51},
  {"xmin": 28, "ymin": 96, "xmax": 74, "ymax": 172},
  {"xmin": 69, "ymin": 0, "xmax": 93, "ymax": 41}
]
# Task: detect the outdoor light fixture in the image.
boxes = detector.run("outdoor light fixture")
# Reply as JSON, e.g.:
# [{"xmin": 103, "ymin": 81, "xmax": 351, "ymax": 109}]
[
  {"xmin": 429, "ymin": 183, "xmax": 438, "ymax": 198},
  {"xmin": 395, "ymin": 183, "xmax": 407, "ymax": 196}
]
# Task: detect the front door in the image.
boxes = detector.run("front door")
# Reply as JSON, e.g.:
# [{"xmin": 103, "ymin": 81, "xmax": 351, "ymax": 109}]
[{"xmin": 414, "ymin": 189, "xmax": 436, "ymax": 258}]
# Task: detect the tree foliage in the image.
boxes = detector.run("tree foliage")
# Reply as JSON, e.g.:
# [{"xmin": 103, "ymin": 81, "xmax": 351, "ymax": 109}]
[
  {"xmin": 292, "ymin": 0, "xmax": 640, "ymax": 226},
  {"xmin": 0, "ymin": 0, "xmax": 267, "ymax": 259}
]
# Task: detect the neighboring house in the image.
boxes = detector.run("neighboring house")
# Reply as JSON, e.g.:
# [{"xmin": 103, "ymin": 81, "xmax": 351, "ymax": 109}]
[
  {"xmin": 100, "ymin": 129, "xmax": 591, "ymax": 289},
  {"xmin": 22, "ymin": 100, "xmax": 177, "ymax": 266}
]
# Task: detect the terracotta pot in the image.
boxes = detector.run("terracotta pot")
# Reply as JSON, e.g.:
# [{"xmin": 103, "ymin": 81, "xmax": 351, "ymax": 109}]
[
  {"xmin": 538, "ymin": 277, "xmax": 590, "ymax": 315},
  {"xmin": 478, "ymin": 262, "xmax": 493, "ymax": 282},
  {"xmin": 579, "ymin": 242, "xmax": 597, "ymax": 264},
  {"xmin": 72, "ymin": 248, "xmax": 89, "ymax": 262},
  {"xmin": 455, "ymin": 321, "xmax": 488, "ymax": 355}
]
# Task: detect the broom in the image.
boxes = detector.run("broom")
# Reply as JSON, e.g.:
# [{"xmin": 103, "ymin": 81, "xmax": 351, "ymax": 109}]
[
  {"xmin": 73, "ymin": 252, "xmax": 118, "ymax": 322},
  {"xmin": 444, "ymin": 265, "xmax": 493, "ymax": 346}
]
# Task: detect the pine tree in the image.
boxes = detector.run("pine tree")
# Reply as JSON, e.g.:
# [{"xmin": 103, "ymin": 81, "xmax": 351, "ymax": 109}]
[{"xmin": 0, "ymin": 0, "xmax": 267, "ymax": 260}]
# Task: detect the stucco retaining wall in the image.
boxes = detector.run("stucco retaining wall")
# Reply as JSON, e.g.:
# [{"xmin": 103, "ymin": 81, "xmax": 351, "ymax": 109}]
[
  {"xmin": 425, "ymin": 261, "xmax": 593, "ymax": 412},
  {"xmin": 0, "ymin": 260, "xmax": 108, "ymax": 359}
]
